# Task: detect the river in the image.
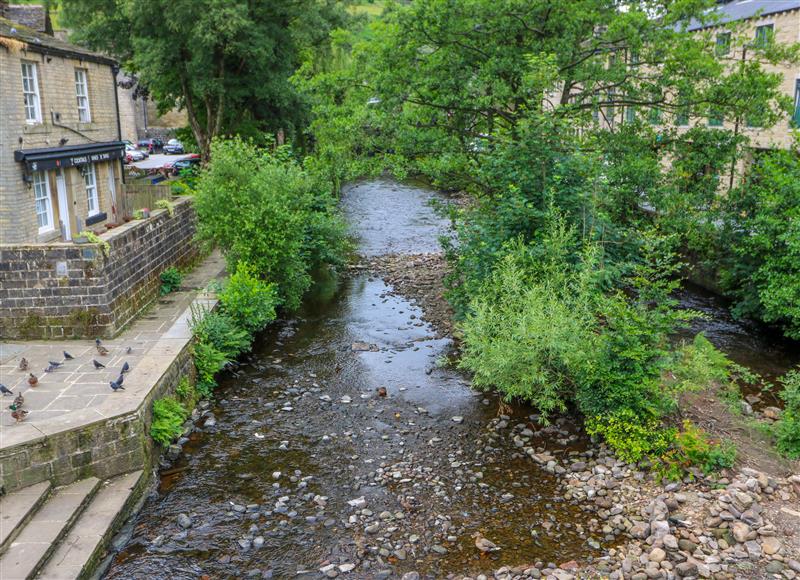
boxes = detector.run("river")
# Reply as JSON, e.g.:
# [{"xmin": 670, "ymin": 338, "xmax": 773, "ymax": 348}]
[{"xmin": 103, "ymin": 179, "xmax": 798, "ymax": 580}]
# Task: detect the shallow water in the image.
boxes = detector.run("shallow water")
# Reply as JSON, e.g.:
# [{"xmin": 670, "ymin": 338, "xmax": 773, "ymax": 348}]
[{"xmin": 104, "ymin": 179, "xmax": 798, "ymax": 579}]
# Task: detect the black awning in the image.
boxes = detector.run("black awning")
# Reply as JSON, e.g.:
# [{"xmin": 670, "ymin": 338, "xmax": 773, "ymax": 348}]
[{"xmin": 14, "ymin": 141, "xmax": 125, "ymax": 172}]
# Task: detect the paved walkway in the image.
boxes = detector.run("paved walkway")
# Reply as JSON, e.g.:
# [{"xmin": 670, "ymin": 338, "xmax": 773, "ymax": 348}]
[{"xmin": 0, "ymin": 251, "xmax": 226, "ymax": 432}]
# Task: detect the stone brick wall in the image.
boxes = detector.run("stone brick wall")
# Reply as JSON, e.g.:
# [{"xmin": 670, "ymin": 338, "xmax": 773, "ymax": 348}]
[{"xmin": 0, "ymin": 197, "xmax": 198, "ymax": 339}]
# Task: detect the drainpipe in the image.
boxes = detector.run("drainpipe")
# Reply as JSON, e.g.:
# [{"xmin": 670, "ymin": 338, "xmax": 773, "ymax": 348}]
[{"xmin": 111, "ymin": 64, "xmax": 126, "ymax": 188}]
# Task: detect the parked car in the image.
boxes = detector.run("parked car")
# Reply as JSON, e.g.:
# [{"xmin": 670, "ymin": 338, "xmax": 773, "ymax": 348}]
[
  {"xmin": 164, "ymin": 139, "xmax": 185, "ymax": 154},
  {"xmin": 137, "ymin": 138, "xmax": 163, "ymax": 153},
  {"xmin": 125, "ymin": 144, "xmax": 146, "ymax": 162},
  {"xmin": 170, "ymin": 154, "xmax": 201, "ymax": 176}
]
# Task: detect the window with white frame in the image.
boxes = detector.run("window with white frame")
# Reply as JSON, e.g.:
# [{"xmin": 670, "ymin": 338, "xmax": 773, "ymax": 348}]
[
  {"xmin": 33, "ymin": 171, "xmax": 54, "ymax": 233},
  {"xmin": 75, "ymin": 68, "xmax": 91, "ymax": 122},
  {"xmin": 84, "ymin": 164, "xmax": 99, "ymax": 216},
  {"xmin": 21, "ymin": 62, "xmax": 42, "ymax": 123}
]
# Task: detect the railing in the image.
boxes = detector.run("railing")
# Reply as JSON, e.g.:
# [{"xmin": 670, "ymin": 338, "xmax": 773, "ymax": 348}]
[{"xmin": 119, "ymin": 182, "xmax": 174, "ymax": 219}]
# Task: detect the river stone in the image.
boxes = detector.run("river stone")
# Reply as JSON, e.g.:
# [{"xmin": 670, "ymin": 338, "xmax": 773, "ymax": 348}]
[
  {"xmin": 678, "ymin": 539, "xmax": 697, "ymax": 553},
  {"xmin": 675, "ymin": 561, "xmax": 697, "ymax": 577},
  {"xmin": 744, "ymin": 540, "xmax": 762, "ymax": 560},
  {"xmin": 401, "ymin": 573, "xmax": 420, "ymax": 580},
  {"xmin": 731, "ymin": 521, "xmax": 752, "ymax": 543},
  {"xmin": 649, "ymin": 548, "xmax": 666, "ymax": 563},
  {"xmin": 630, "ymin": 522, "xmax": 650, "ymax": 539},
  {"xmin": 788, "ymin": 560, "xmax": 800, "ymax": 573},
  {"xmin": 761, "ymin": 536, "xmax": 781, "ymax": 555},
  {"xmin": 650, "ymin": 519, "xmax": 670, "ymax": 541},
  {"xmin": 765, "ymin": 561, "xmax": 784, "ymax": 574},
  {"xmin": 663, "ymin": 534, "xmax": 679, "ymax": 550},
  {"xmin": 177, "ymin": 513, "xmax": 193, "ymax": 529}
]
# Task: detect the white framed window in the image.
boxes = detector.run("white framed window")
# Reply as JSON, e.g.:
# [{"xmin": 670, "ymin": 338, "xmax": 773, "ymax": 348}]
[
  {"xmin": 21, "ymin": 62, "xmax": 42, "ymax": 123},
  {"xmin": 75, "ymin": 68, "xmax": 91, "ymax": 122},
  {"xmin": 33, "ymin": 171, "xmax": 54, "ymax": 233},
  {"xmin": 84, "ymin": 164, "xmax": 99, "ymax": 216}
]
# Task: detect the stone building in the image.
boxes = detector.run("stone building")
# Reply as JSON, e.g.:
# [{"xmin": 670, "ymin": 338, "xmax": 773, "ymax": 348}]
[
  {"xmin": 681, "ymin": 0, "xmax": 800, "ymax": 151},
  {"xmin": 0, "ymin": 15, "xmax": 125, "ymax": 245}
]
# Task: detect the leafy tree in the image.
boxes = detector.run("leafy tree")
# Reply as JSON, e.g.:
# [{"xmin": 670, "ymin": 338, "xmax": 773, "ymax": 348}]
[
  {"xmin": 60, "ymin": 0, "xmax": 349, "ymax": 160},
  {"xmin": 194, "ymin": 138, "xmax": 349, "ymax": 310},
  {"xmin": 717, "ymin": 149, "xmax": 800, "ymax": 338}
]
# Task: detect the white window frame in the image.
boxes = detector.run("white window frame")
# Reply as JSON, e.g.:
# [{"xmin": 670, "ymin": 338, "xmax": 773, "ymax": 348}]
[
  {"xmin": 75, "ymin": 68, "xmax": 91, "ymax": 123},
  {"xmin": 84, "ymin": 164, "xmax": 100, "ymax": 216},
  {"xmin": 33, "ymin": 171, "xmax": 54, "ymax": 233},
  {"xmin": 21, "ymin": 62, "xmax": 42, "ymax": 124}
]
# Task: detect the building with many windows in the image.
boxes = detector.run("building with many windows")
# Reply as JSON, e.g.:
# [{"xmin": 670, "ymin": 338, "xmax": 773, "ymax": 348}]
[
  {"xmin": 680, "ymin": 0, "xmax": 800, "ymax": 151},
  {"xmin": 0, "ymin": 15, "xmax": 125, "ymax": 244}
]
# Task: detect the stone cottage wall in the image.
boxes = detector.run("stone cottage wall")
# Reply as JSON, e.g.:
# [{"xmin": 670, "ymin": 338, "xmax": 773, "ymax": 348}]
[{"xmin": 0, "ymin": 197, "xmax": 198, "ymax": 339}]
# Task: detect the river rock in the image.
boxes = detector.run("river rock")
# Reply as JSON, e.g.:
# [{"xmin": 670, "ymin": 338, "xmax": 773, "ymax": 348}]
[
  {"xmin": 761, "ymin": 536, "xmax": 781, "ymax": 555},
  {"xmin": 675, "ymin": 562, "xmax": 697, "ymax": 577},
  {"xmin": 630, "ymin": 522, "xmax": 650, "ymax": 539},
  {"xmin": 177, "ymin": 513, "xmax": 193, "ymax": 529},
  {"xmin": 731, "ymin": 521, "xmax": 752, "ymax": 543},
  {"xmin": 648, "ymin": 548, "xmax": 666, "ymax": 563}
]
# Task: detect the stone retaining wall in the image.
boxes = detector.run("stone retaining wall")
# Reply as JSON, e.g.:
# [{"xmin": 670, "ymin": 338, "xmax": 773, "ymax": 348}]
[
  {"xmin": 0, "ymin": 293, "xmax": 212, "ymax": 493},
  {"xmin": 0, "ymin": 197, "xmax": 198, "ymax": 339}
]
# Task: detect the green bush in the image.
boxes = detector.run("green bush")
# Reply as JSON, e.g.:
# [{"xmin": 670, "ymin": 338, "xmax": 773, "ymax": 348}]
[
  {"xmin": 151, "ymin": 397, "xmax": 189, "ymax": 446},
  {"xmin": 219, "ymin": 262, "xmax": 280, "ymax": 334},
  {"xmin": 194, "ymin": 138, "xmax": 350, "ymax": 310},
  {"xmin": 160, "ymin": 267, "xmax": 183, "ymax": 295},
  {"xmin": 193, "ymin": 340, "xmax": 228, "ymax": 398},
  {"xmin": 658, "ymin": 420, "xmax": 736, "ymax": 480},
  {"xmin": 586, "ymin": 411, "xmax": 675, "ymax": 464},
  {"xmin": 776, "ymin": 369, "xmax": 800, "ymax": 459},
  {"xmin": 190, "ymin": 308, "xmax": 251, "ymax": 360}
]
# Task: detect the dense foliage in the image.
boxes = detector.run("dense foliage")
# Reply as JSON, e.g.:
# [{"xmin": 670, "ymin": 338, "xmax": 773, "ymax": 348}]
[
  {"xmin": 60, "ymin": 0, "xmax": 349, "ymax": 160},
  {"xmin": 776, "ymin": 370, "xmax": 800, "ymax": 459},
  {"xmin": 150, "ymin": 396, "xmax": 189, "ymax": 447},
  {"xmin": 194, "ymin": 138, "xmax": 349, "ymax": 310},
  {"xmin": 218, "ymin": 263, "xmax": 280, "ymax": 334},
  {"xmin": 159, "ymin": 267, "xmax": 183, "ymax": 295}
]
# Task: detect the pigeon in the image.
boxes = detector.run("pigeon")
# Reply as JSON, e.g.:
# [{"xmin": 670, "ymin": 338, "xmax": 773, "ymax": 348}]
[
  {"xmin": 121, "ymin": 361, "xmax": 130, "ymax": 374},
  {"xmin": 18, "ymin": 358, "xmax": 28, "ymax": 371},
  {"xmin": 125, "ymin": 346, "xmax": 133, "ymax": 354},
  {"xmin": 114, "ymin": 374, "xmax": 124, "ymax": 387},
  {"xmin": 9, "ymin": 393, "xmax": 24, "ymax": 411},
  {"xmin": 109, "ymin": 379, "xmax": 125, "ymax": 392},
  {"xmin": 472, "ymin": 532, "xmax": 501, "ymax": 553},
  {"xmin": 96, "ymin": 344, "xmax": 109, "ymax": 356},
  {"xmin": 95, "ymin": 338, "xmax": 102, "ymax": 346},
  {"xmin": 63, "ymin": 351, "xmax": 74, "ymax": 360},
  {"xmin": 0, "ymin": 384, "xmax": 13, "ymax": 396},
  {"xmin": 44, "ymin": 364, "xmax": 57, "ymax": 373},
  {"xmin": 92, "ymin": 359, "xmax": 106, "ymax": 369},
  {"xmin": 48, "ymin": 360, "xmax": 62, "ymax": 368},
  {"xmin": 11, "ymin": 409, "xmax": 29, "ymax": 423},
  {"xmin": 28, "ymin": 373, "xmax": 38, "ymax": 387}
]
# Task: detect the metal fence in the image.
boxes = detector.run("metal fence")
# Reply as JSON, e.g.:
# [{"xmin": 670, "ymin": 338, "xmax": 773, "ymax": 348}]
[{"xmin": 119, "ymin": 182, "xmax": 174, "ymax": 219}]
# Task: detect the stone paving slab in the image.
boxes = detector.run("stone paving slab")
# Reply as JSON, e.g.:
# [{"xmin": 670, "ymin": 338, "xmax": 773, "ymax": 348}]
[{"xmin": 0, "ymin": 250, "xmax": 225, "ymax": 435}]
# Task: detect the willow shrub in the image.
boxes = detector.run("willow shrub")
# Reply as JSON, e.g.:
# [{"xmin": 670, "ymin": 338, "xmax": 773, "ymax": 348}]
[
  {"xmin": 195, "ymin": 138, "xmax": 349, "ymax": 311},
  {"xmin": 459, "ymin": 227, "xmax": 715, "ymax": 464}
]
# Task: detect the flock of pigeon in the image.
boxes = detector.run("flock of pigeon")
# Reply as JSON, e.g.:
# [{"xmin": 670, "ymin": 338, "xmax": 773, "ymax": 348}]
[{"xmin": 0, "ymin": 338, "xmax": 132, "ymax": 424}]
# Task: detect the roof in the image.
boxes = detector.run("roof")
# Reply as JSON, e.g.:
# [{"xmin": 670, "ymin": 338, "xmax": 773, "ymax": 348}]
[
  {"xmin": 686, "ymin": 0, "xmax": 800, "ymax": 31},
  {"xmin": 0, "ymin": 16, "xmax": 115, "ymax": 66},
  {"xmin": 6, "ymin": 4, "xmax": 49, "ymax": 33}
]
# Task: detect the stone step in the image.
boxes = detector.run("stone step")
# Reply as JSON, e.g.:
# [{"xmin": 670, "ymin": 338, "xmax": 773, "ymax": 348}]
[
  {"xmin": 36, "ymin": 470, "xmax": 144, "ymax": 580},
  {"xmin": 0, "ymin": 477, "xmax": 100, "ymax": 580},
  {"xmin": 0, "ymin": 481, "xmax": 52, "ymax": 556}
]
